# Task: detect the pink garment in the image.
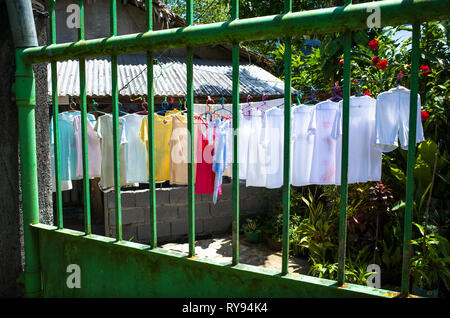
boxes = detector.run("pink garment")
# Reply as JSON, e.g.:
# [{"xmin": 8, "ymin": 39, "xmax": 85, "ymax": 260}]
[
  {"xmin": 195, "ymin": 120, "xmax": 221, "ymax": 195},
  {"xmin": 73, "ymin": 115, "xmax": 102, "ymax": 179}
]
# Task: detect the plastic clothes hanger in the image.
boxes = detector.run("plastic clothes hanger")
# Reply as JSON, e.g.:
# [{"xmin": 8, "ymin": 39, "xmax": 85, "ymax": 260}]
[
  {"xmin": 241, "ymin": 94, "xmax": 254, "ymax": 116},
  {"xmin": 88, "ymin": 99, "xmax": 106, "ymax": 115},
  {"xmin": 155, "ymin": 97, "xmax": 169, "ymax": 115},
  {"xmin": 118, "ymin": 102, "xmax": 127, "ymax": 115},
  {"xmin": 211, "ymin": 97, "xmax": 231, "ymax": 120},
  {"xmin": 199, "ymin": 96, "xmax": 215, "ymax": 120},
  {"xmin": 136, "ymin": 98, "xmax": 149, "ymax": 115},
  {"xmin": 304, "ymin": 86, "xmax": 319, "ymax": 105}
]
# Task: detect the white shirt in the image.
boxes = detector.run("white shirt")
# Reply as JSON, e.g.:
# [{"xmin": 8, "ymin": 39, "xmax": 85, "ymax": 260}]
[
  {"xmin": 245, "ymin": 108, "xmax": 267, "ymax": 187},
  {"xmin": 375, "ymin": 86, "xmax": 425, "ymax": 152},
  {"xmin": 291, "ymin": 105, "xmax": 316, "ymax": 186},
  {"xmin": 261, "ymin": 107, "xmax": 284, "ymax": 188},
  {"xmin": 333, "ymin": 95, "xmax": 382, "ymax": 184},
  {"xmin": 95, "ymin": 114, "xmax": 128, "ymax": 190},
  {"xmin": 238, "ymin": 111, "xmax": 252, "ymax": 180},
  {"xmin": 122, "ymin": 114, "xmax": 149, "ymax": 183},
  {"xmin": 308, "ymin": 100, "xmax": 340, "ymax": 185},
  {"xmin": 73, "ymin": 114, "xmax": 102, "ymax": 179}
]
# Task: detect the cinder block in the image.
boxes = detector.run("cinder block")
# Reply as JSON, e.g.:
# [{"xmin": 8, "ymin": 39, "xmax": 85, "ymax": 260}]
[
  {"xmin": 240, "ymin": 196, "xmax": 268, "ymax": 214},
  {"xmin": 122, "ymin": 208, "xmax": 146, "ymax": 225},
  {"xmin": 156, "ymin": 188, "xmax": 170, "ymax": 204},
  {"xmin": 178, "ymin": 202, "xmax": 210, "ymax": 219},
  {"xmin": 220, "ymin": 182, "xmax": 233, "ymax": 198},
  {"xmin": 121, "ymin": 191, "xmax": 136, "ymax": 208},
  {"xmin": 210, "ymin": 199, "xmax": 233, "ymax": 217},
  {"xmin": 203, "ymin": 216, "xmax": 232, "ymax": 234},
  {"xmin": 109, "ymin": 208, "xmax": 146, "ymax": 225},
  {"xmin": 106, "ymin": 191, "xmax": 115, "ymax": 209},
  {"xmin": 135, "ymin": 190, "xmax": 150, "ymax": 208},
  {"xmin": 156, "ymin": 205, "xmax": 178, "ymax": 221},
  {"xmin": 171, "ymin": 219, "xmax": 188, "ymax": 236},
  {"xmin": 169, "ymin": 186, "xmax": 188, "ymax": 204},
  {"xmin": 137, "ymin": 222, "xmax": 171, "ymax": 242},
  {"xmin": 122, "ymin": 224, "xmax": 137, "ymax": 241}
]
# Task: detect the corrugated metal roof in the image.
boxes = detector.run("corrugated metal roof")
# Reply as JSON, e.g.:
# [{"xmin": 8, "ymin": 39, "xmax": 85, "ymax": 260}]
[{"xmin": 48, "ymin": 54, "xmax": 297, "ymax": 98}]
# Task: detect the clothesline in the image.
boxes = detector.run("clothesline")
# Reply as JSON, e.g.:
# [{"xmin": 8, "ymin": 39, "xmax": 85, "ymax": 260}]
[{"xmin": 50, "ymin": 85, "xmax": 425, "ymax": 205}]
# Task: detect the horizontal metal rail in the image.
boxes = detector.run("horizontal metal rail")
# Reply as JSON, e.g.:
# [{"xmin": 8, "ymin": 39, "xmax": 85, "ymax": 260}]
[{"xmin": 22, "ymin": 0, "xmax": 450, "ymax": 64}]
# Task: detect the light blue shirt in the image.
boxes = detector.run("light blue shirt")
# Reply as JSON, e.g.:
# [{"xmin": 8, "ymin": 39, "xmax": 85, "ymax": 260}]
[
  {"xmin": 50, "ymin": 111, "xmax": 96, "ymax": 181},
  {"xmin": 212, "ymin": 119, "xmax": 232, "ymax": 204}
]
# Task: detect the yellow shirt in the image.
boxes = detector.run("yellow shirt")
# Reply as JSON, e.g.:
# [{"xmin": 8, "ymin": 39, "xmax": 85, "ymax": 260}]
[{"xmin": 140, "ymin": 113, "xmax": 173, "ymax": 183}]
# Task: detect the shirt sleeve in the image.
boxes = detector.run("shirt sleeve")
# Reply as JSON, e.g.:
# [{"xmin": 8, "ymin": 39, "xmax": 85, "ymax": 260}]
[
  {"xmin": 140, "ymin": 116, "xmax": 148, "ymax": 144},
  {"xmin": 307, "ymin": 107, "xmax": 317, "ymax": 135},
  {"xmin": 95, "ymin": 116, "xmax": 102, "ymax": 140},
  {"xmin": 331, "ymin": 104, "xmax": 342, "ymax": 139}
]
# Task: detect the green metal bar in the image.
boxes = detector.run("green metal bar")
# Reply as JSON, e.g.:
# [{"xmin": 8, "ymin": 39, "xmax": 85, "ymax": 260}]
[
  {"xmin": 15, "ymin": 49, "xmax": 41, "ymax": 297},
  {"xmin": 337, "ymin": 30, "xmax": 352, "ymax": 286},
  {"xmin": 110, "ymin": 0, "xmax": 122, "ymax": 241},
  {"xmin": 231, "ymin": 0, "xmax": 240, "ymax": 266},
  {"xmin": 49, "ymin": 0, "xmax": 63, "ymax": 229},
  {"xmin": 186, "ymin": 0, "xmax": 195, "ymax": 257},
  {"xmin": 401, "ymin": 22, "xmax": 421, "ymax": 296},
  {"xmin": 22, "ymin": 1, "xmax": 449, "ymax": 64},
  {"xmin": 78, "ymin": 0, "xmax": 91, "ymax": 235},
  {"xmin": 281, "ymin": 0, "xmax": 292, "ymax": 276},
  {"xmin": 146, "ymin": 0, "xmax": 157, "ymax": 248}
]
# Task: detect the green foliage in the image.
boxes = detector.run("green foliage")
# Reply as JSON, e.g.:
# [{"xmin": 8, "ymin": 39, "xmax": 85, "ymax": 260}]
[
  {"xmin": 243, "ymin": 218, "xmax": 259, "ymax": 233},
  {"xmin": 410, "ymin": 223, "xmax": 450, "ymax": 290}
]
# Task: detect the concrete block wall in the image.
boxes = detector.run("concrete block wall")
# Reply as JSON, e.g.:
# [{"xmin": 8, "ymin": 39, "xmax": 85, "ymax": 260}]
[{"xmin": 104, "ymin": 182, "xmax": 276, "ymax": 243}]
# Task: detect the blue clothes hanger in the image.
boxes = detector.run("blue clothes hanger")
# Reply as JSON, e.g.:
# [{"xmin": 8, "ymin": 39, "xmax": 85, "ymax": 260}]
[
  {"xmin": 212, "ymin": 97, "xmax": 232, "ymax": 119},
  {"xmin": 155, "ymin": 97, "xmax": 169, "ymax": 115},
  {"xmin": 88, "ymin": 99, "xmax": 106, "ymax": 115},
  {"xmin": 304, "ymin": 86, "xmax": 319, "ymax": 105},
  {"xmin": 329, "ymin": 85, "xmax": 343, "ymax": 101},
  {"xmin": 118, "ymin": 102, "xmax": 127, "ymax": 115}
]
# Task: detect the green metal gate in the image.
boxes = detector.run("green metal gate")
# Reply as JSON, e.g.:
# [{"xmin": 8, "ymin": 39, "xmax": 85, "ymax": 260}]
[{"xmin": 12, "ymin": 0, "xmax": 450, "ymax": 297}]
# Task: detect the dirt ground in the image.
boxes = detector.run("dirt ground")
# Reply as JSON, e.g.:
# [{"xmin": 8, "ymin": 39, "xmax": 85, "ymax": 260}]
[{"xmin": 162, "ymin": 235, "xmax": 310, "ymax": 275}]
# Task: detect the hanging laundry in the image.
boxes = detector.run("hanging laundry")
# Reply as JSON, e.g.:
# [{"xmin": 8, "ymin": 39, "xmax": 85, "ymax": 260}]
[
  {"xmin": 140, "ymin": 113, "xmax": 173, "ymax": 183},
  {"xmin": 169, "ymin": 113, "xmax": 189, "ymax": 185},
  {"xmin": 261, "ymin": 107, "xmax": 285, "ymax": 189},
  {"xmin": 73, "ymin": 114, "xmax": 102, "ymax": 179},
  {"xmin": 245, "ymin": 108, "xmax": 267, "ymax": 187},
  {"xmin": 308, "ymin": 100, "xmax": 340, "ymax": 185},
  {"xmin": 374, "ymin": 86, "xmax": 424, "ymax": 152},
  {"xmin": 212, "ymin": 118, "xmax": 232, "ymax": 203},
  {"xmin": 333, "ymin": 95, "xmax": 382, "ymax": 185},
  {"xmin": 238, "ymin": 111, "xmax": 252, "ymax": 180},
  {"xmin": 195, "ymin": 118, "xmax": 221, "ymax": 195},
  {"xmin": 122, "ymin": 113, "xmax": 148, "ymax": 184},
  {"xmin": 50, "ymin": 111, "xmax": 85, "ymax": 181},
  {"xmin": 291, "ymin": 105, "xmax": 316, "ymax": 186},
  {"xmin": 95, "ymin": 114, "xmax": 128, "ymax": 190}
]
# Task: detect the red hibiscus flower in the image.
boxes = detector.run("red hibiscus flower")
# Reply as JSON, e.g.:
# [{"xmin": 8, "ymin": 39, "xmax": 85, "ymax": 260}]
[
  {"xmin": 398, "ymin": 71, "xmax": 403, "ymax": 80},
  {"xmin": 421, "ymin": 110, "xmax": 430, "ymax": 122},
  {"xmin": 420, "ymin": 65, "xmax": 430, "ymax": 75},
  {"xmin": 339, "ymin": 59, "xmax": 344, "ymax": 66},
  {"xmin": 376, "ymin": 59, "xmax": 388, "ymax": 70},
  {"xmin": 364, "ymin": 90, "xmax": 371, "ymax": 97},
  {"xmin": 369, "ymin": 39, "xmax": 379, "ymax": 50},
  {"xmin": 371, "ymin": 56, "xmax": 379, "ymax": 65}
]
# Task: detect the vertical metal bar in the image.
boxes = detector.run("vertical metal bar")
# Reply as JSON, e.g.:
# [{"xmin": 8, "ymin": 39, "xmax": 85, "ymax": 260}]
[
  {"xmin": 401, "ymin": 22, "xmax": 421, "ymax": 296},
  {"xmin": 49, "ymin": 0, "xmax": 63, "ymax": 229},
  {"xmin": 15, "ymin": 49, "xmax": 41, "ymax": 297},
  {"xmin": 146, "ymin": 0, "xmax": 157, "ymax": 248},
  {"xmin": 186, "ymin": 0, "xmax": 195, "ymax": 257},
  {"xmin": 110, "ymin": 0, "xmax": 122, "ymax": 241},
  {"xmin": 281, "ymin": 0, "xmax": 292, "ymax": 275},
  {"xmin": 337, "ymin": 29, "xmax": 352, "ymax": 285},
  {"xmin": 78, "ymin": 0, "xmax": 91, "ymax": 235},
  {"xmin": 231, "ymin": 0, "xmax": 240, "ymax": 266}
]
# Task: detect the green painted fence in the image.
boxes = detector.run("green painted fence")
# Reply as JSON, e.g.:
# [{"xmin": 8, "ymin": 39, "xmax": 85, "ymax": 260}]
[{"xmin": 13, "ymin": 0, "xmax": 450, "ymax": 298}]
